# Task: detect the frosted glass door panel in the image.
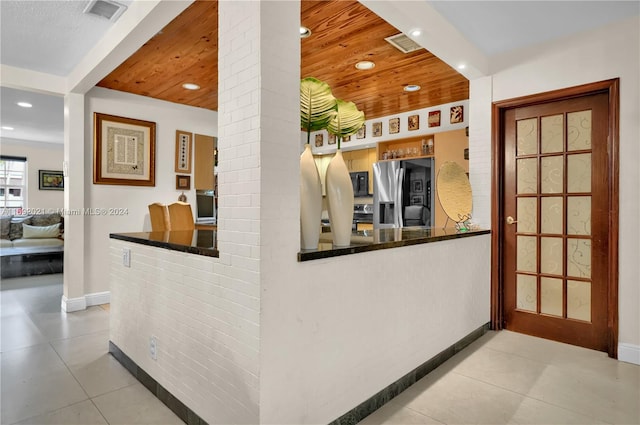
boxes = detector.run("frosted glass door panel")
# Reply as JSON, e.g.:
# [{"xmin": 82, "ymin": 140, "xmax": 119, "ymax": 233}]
[
  {"xmin": 541, "ymin": 237, "xmax": 563, "ymax": 275},
  {"xmin": 567, "ymin": 238, "xmax": 591, "ymax": 278},
  {"xmin": 541, "ymin": 115, "xmax": 563, "ymax": 153},
  {"xmin": 517, "ymin": 236, "xmax": 537, "ymax": 273},
  {"xmin": 567, "ymin": 196, "xmax": 591, "ymax": 235},
  {"xmin": 541, "ymin": 277, "xmax": 563, "ymax": 317},
  {"xmin": 517, "ymin": 274, "xmax": 537, "ymax": 312},
  {"xmin": 567, "ymin": 280, "xmax": 591, "ymax": 321},
  {"xmin": 517, "ymin": 158, "xmax": 537, "ymax": 194},
  {"xmin": 517, "ymin": 119, "xmax": 538, "ymax": 155},
  {"xmin": 567, "ymin": 153, "xmax": 591, "ymax": 193},
  {"xmin": 567, "ymin": 110, "xmax": 592, "ymax": 151},
  {"xmin": 541, "ymin": 197, "xmax": 563, "ymax": 234},
  {"xmin": 541, "ymin": 156, "xmax": 563, "ymax": 193},
  {"xmin": 517, "ymin": 198, "xmax": 537, "ymax": 233}
]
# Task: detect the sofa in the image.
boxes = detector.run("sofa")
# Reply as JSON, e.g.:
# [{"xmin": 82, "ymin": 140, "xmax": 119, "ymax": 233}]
[{"xmin": 0, "ymin": 213, "xmax": 64, "ymax": 251}]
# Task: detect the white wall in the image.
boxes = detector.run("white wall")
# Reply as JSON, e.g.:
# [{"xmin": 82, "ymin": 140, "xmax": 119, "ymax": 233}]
[
  {"xmin": 85, "ymin": 87, "xmax": 216, "ymax": 294},
  {"xmin": 0, "ymin": 138, "xmax": 64, "ymax": 211},
  {"xmin": 472, "ymin": 17, "xmax": 640, "ymax": 355}
]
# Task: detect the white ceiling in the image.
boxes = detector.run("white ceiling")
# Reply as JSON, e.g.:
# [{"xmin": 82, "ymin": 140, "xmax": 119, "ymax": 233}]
[{"xmin": 0, "ymin": 0, "xmax": 637, "ymax": 145}]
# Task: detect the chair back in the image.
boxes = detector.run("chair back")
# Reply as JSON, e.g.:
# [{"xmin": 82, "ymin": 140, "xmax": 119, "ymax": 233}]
[
  {"xmin": 148, "ymin": 203, "xmax": 170, "ymax": 231},
  {"xmin": 167, "ymin": 202, "xmax": 195, "ymax": 231}
]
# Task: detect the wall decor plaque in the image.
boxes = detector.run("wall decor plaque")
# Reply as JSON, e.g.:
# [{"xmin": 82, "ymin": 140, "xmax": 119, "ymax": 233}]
[
  {"xmin": 175, "ymin": 130, "xmax": 192, "ymax": 174},
  {"xmin": 372, "ymin": 122, "xmax": 382, "ymax": 137},
  {"xmin": 389, "ymin": 117, "xmax": 400, "ymax": 134},
  {"xmin": 356, "ymin": 124, "xmax": 366, "ymax": 139},
  {"xmin": 315, "ymin": 133, "xmax": 324, "ymax": 147},
  {"xmin": 408, "ymin": 114, "xmax": 419, "ymax": 131},
  {"xmin": 328, "ymin": 133, "xmax": 336, "ymax": 145},
  {"xmin": 428, "ymin": 111, "xmax": 441, "ymax": 128},
  {"xmin": 450, "ymin": 105, "xmax": 464, "ymax": 124}
]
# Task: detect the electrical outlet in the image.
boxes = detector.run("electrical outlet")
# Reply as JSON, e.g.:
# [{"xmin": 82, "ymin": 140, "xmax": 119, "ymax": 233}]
[
  {"xmin": 122, "ymin": 248, "xmax": 131, "ymax": 267},
  {"xmin": 149, "ymin": 336, "xmax": 157, "ymax": 360}
]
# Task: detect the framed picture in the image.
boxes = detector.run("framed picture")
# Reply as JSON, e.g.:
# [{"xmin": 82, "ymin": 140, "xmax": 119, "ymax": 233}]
[
  {"xmin": 39, "ymin": 170, "xmax": 63, "ymax": 191},
  {"xmin": 343, "ymin": 135, "xmax": 351, "ymax": 143},
  {"xmin": 428, "ymin": 110, "xmax": 441, "ymax": 128},
  {"xmin": 356, "ymin": 124, "xmax": 366, "ymax": 139},
  {"xmin": 328, "ymin": 133, "xmax": 336, "ymax": 145},
  {"xmin": 412, "ymin": 180, "xmax": 423, "ymax": 193},
  {"xmin": 411, "ymin": 195, "xmax": 424, "ymax": 205},
  {"xmin": 389, "ymin": 117, "xmax": 400, "ymax": 134},
  {"xmin": 372, "ymin": 122, "xmax": 382, "ymax": 137},
  {"xmin": 93, "ymin": 113, "xmax": 156, "ymax": 186},
  {"xmin": 175, "ymin": 130, "xmax": 192, "ymax": 173},
  {"xmin": 315, "ymin": 133, "xmax": 324, "ymax": 147},
  {"xmin": 450, "ymin": 105, "xmax": 464, "ymax": 124},
  {"xmin": 176, "ymin": 175, "xmax": 191, "ymax": 190},
  {"xmin": 408, "ymin": 115, "xmax": 419, "ymax": 131}
]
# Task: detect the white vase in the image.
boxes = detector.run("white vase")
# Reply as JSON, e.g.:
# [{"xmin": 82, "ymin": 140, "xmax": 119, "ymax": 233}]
[
  {"xmin": 300, "ymin": 144, "xmax": 322, "ymax": 250},
  {"xmin": 326, "ymin": 149, "xmax": 354, "ymax": 247}
]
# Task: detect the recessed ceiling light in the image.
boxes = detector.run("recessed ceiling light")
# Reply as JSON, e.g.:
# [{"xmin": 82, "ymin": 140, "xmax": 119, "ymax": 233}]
[
  {"xmin": 410, "ymin": 29, "xmax": 422, "ymax": 37},
  {"xmin": 17, "ymin": 102, "xmax": 32, "ymax": 108},
  {"xmin": 182, "ymin": 83, "xmax": 200, "ymax": 90},
  {"xmin": 458, "ymin": 63, "xmax": 467, "ymax": 70},
  {"xmin": 403, "ymin": 85, "xmax": 421, "ymax": 92},
  {"xmin": 2, "ymin": 126, "xmax": 14, "ymax": 131},
  {"xmin": 355, "ymin": 61, "xmax": 375, "ymax": 70},
  {"xmin": 300, "ymin": 26, "xmax": 311, "ymax": 38}
]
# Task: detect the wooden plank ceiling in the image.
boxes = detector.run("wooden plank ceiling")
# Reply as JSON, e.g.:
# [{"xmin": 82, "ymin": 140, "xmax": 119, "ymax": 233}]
[{"xmin": 97, "ymin": 0, "xmax": 468, "ymax": 120}]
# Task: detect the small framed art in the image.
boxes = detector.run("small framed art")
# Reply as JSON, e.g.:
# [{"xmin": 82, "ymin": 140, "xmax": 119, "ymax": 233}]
[
  {"xmin": 315, "ymin": 134, "xmax": 324, "ymax": 147},
  {"xmin": 175, "ymin": 130, "xmax": 192, "ymax": 174},
  {"xmin": 372, "ymin": 122, "xmax": 382, "ymax": 137},
  {"xmin": 450, "ymin": 105, "xmax": 464, "ymax": 124},
  {"xmin": 428, "ymin": 111, "xmax": 441, "ymax": 128},
  {"xmin": 328, "ymin": 133, "xmax": 336, "ymax": 145},
  {"xmin": 408, "ymin": 115, "xmax": 419, "ymax": 131},
  {"xmin": 356, "ymin": 124, "xmax": 366, "ymax": 139},
  {"xmin": 389, "ymin": 117, "xmax": 400, "ymax": 134},
  {"xmin": 411, "ymin": 195, "xmax": 424, "ymax": 205},
  {"xmin": 176, "ymin": 175, "xmax": 191, "ymax": 190},
  {"xmin": 412, "ymin": 180, "xmax": 423, "ymax": 193},
  {"xmin": 39, "ymin": 170, "xmax": 64, "ymax": 190}
]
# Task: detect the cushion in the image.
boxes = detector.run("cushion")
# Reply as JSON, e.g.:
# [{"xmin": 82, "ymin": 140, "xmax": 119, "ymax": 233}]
[
  {"xmin": 22, "ymin": 223, "xmax": 60, "ymax": 239},
  {"xmin": 9, "ymin": 216, "xmax": 32, "ymax": 240},
  {"xmin": 31, "ymin": 213, "xmax": 62, "ymax": 227},
  {"xmin": 0, "ymin": 216, "xmax": 11, "ymax": 240},
  {"xmin": 0, "ymin": 239, "xmax": 13, "ymax": 248},
  {"xmin": 12, "ymin": 238, "xmax": 63, "ymax": 248}
]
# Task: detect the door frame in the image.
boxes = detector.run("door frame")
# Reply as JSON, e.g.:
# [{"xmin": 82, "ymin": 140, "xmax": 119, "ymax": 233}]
[{"xmin": 490, "ymin": 79, "xmax": 619, "ymax": 358}]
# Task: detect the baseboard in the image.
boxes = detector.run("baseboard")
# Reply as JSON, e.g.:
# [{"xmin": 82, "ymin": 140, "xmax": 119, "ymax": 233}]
[
  {"xmin": 618, "ymin": 343, "xmax": 640, "ymax": 365},
  {"xmin": 330, "ymin": 322, "xmax": 491, "ymax": 425},
  {"xmin": 61, "ymin": 295, "xmax": 86, "ymax": 312},
  {"xmin": 86, "ymin": 291, "xmax": 110, "ymax": 306},
  {"xmin": 61, "ymin": 291, "xmax": 110, "ymax": 312}
]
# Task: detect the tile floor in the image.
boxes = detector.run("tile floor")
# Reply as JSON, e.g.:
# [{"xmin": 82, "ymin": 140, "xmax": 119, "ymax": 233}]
[{"xmin": 2, "ymin": 273, "xmax": 639, "ymax": 425}]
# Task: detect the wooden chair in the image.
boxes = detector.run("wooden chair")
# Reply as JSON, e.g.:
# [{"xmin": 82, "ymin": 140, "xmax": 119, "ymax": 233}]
[
  {"xmin": 167, "ymin": 202, "xmax": 195, "ymax": 231},
  {"xmin": 148, "ymin": 203, "xmax": 170, "ymax": 231}
]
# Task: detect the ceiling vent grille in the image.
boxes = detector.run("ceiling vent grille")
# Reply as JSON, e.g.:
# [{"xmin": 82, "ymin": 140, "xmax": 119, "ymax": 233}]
[
  {"xmin": 384, "ymin": 33, "xmax": 423, "ymax": 54},
  {"xmin": 83, "ymin": 0, "xmax": 127, "ymax": 21}
]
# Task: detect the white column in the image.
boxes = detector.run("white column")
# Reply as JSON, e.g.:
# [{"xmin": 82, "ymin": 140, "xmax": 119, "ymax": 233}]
[
  {"xmin": 217, "ymin": 0, "xmax": 300, "ymax": 423},
  {"xmin": 61, "ymin": 93, "xmax": 86, "ymax": 312}
]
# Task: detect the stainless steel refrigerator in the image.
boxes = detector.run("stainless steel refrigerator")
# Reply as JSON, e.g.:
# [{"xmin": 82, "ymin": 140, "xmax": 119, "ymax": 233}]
[{"xmin": 373, "ymin": 158, "xmax": 435, "ymax": 229}]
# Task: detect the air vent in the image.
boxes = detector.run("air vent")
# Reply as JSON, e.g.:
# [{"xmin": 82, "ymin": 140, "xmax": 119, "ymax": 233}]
[
  {"xmin": 83, "ymin": 0, "xmax": 127, "ymax": 21},
  {"xmin": 384, "ymin": 33, "xmax": 424, "ymax": 54}
]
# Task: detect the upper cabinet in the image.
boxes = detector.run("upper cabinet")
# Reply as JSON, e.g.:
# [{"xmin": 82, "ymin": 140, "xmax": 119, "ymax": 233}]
[{"xmin": 194, "ymin": 134, "xmax": 216, "ymax": 190}]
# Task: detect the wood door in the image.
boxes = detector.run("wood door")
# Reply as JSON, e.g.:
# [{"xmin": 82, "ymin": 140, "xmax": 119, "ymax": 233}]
[{"xmin": 501, "ymin": 90, "xmax": 615, "ymax": 353}]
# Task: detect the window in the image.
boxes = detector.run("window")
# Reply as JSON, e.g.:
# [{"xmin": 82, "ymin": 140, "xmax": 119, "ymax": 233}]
[{"xmin": 0, "ymin": 156, "xmax": 27, "ymax": 213}]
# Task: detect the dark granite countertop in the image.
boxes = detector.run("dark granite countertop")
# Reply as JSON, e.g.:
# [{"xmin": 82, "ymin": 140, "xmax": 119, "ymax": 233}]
[
  {"xmin": 298, "ymin": 227, "xmax": 490, "ymax": 261},
  {"xmin": 110, "ymin": 230, "xmax": 218, "ymax": 258}
]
